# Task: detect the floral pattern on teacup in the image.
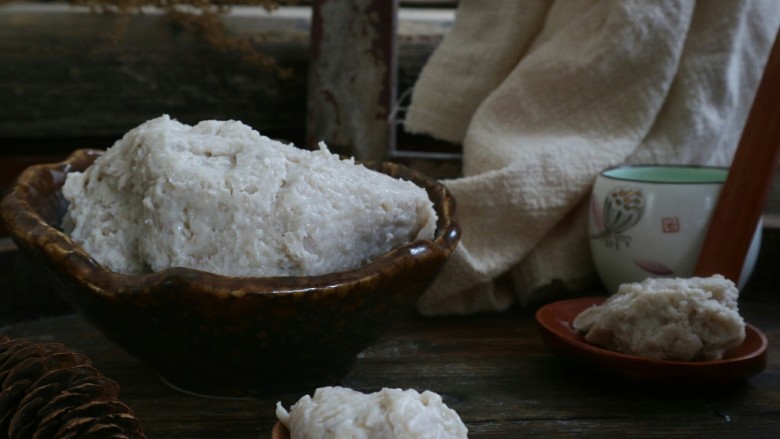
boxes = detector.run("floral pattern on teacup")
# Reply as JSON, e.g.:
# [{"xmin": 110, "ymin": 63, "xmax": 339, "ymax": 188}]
[
  {"xmin": 590, "ymin": 187, "xmax": 644, "ymax": 250},
  {"xmin": 633, "ymin": 258, "xmax": 674, "ymax": 275},
  {"xmin": 592, "ymin": 187, "xmax": 676, "ymax": 275}
]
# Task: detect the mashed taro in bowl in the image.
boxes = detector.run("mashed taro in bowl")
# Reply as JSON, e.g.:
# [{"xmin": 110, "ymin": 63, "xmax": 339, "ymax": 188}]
[
  {"xmin": 276, "ymin": 386, "xmax": 468, "ymax": 439},
  {"xmin": 62, "ymin": 115, "xmax": 438, "ymax": 277}
]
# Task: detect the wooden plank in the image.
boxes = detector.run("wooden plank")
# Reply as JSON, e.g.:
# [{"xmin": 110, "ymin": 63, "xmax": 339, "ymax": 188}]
[{"xmin": 1, "ymin": 296, "xmax": 778, "ymax": 438}]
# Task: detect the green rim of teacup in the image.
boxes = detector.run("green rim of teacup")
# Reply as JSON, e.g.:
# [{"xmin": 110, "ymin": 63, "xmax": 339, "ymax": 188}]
[{"xmin": 600, "ymin": 165, "xmax": 728, "ymax": 184}]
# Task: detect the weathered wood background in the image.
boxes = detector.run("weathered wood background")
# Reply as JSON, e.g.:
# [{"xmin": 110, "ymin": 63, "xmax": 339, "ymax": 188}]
[{"xmin": 0, "ymin": 2, "xmax": 450, "ymax": 144}]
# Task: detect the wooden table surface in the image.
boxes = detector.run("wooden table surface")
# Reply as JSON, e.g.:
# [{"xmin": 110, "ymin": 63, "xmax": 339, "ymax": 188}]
[{"xmin": 1, "ymin": 290, "xmax": 779, "ymax": 439}]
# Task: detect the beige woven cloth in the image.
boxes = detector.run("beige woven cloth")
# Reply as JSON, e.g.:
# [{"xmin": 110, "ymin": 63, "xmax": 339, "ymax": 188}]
[{"xmin": 406, "ymin": 0, "xmax": 780, "ymax": 315}]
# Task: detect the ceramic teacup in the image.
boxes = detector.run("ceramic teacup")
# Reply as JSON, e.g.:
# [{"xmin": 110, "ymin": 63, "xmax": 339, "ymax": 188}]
[{"xmin": 589, "ymin": 165, "xmax": 762, "ymax": 293}]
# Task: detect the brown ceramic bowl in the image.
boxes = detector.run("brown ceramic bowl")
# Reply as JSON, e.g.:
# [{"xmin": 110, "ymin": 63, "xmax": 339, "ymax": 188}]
[{"xmin": 1, "ymin": 149, "xmax": 460, "ymax": 398}]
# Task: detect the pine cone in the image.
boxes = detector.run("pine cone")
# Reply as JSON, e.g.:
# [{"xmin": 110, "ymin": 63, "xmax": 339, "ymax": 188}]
[{"xmin": 0, "ymin": 336, "xmax": 146, "ymax": 439}]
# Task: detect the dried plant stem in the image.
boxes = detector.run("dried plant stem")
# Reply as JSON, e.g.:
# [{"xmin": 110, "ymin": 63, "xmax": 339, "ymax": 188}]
[{"xmin": 21, "ymin": 0, "xmax": 295, "ymax": 78}]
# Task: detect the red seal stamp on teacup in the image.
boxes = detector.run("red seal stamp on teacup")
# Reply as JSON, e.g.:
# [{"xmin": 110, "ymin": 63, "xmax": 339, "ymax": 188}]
[{"xmin": 662, "ymin": 217, "xmax": 680, "ymax": 233}]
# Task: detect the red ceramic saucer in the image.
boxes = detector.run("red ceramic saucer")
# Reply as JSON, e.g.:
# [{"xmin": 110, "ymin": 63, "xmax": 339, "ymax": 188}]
[
  {"xmin": 535, "ymin": 297, "xmax": 768, "ymax": 387},
  {"xmin": 272, "ymin": 421, "xmax": 289, "ymax": 439}
]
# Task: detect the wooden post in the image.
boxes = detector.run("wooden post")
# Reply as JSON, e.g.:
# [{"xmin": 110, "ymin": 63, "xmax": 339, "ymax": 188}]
[{"xmin": 307, "ymin": 0, "xmax": 398, "ymax": 161}]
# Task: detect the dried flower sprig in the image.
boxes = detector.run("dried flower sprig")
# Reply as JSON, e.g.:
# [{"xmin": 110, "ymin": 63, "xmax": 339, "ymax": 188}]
[{"xmin": 69, "ymin": 0, "xmax": 295, "ymax": 79}]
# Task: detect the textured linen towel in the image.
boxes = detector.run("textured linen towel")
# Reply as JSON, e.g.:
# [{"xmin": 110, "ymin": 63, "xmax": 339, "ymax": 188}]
[{"xmin": 406, "ymin": 0, "xmax": 780, "ymax": 315}]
